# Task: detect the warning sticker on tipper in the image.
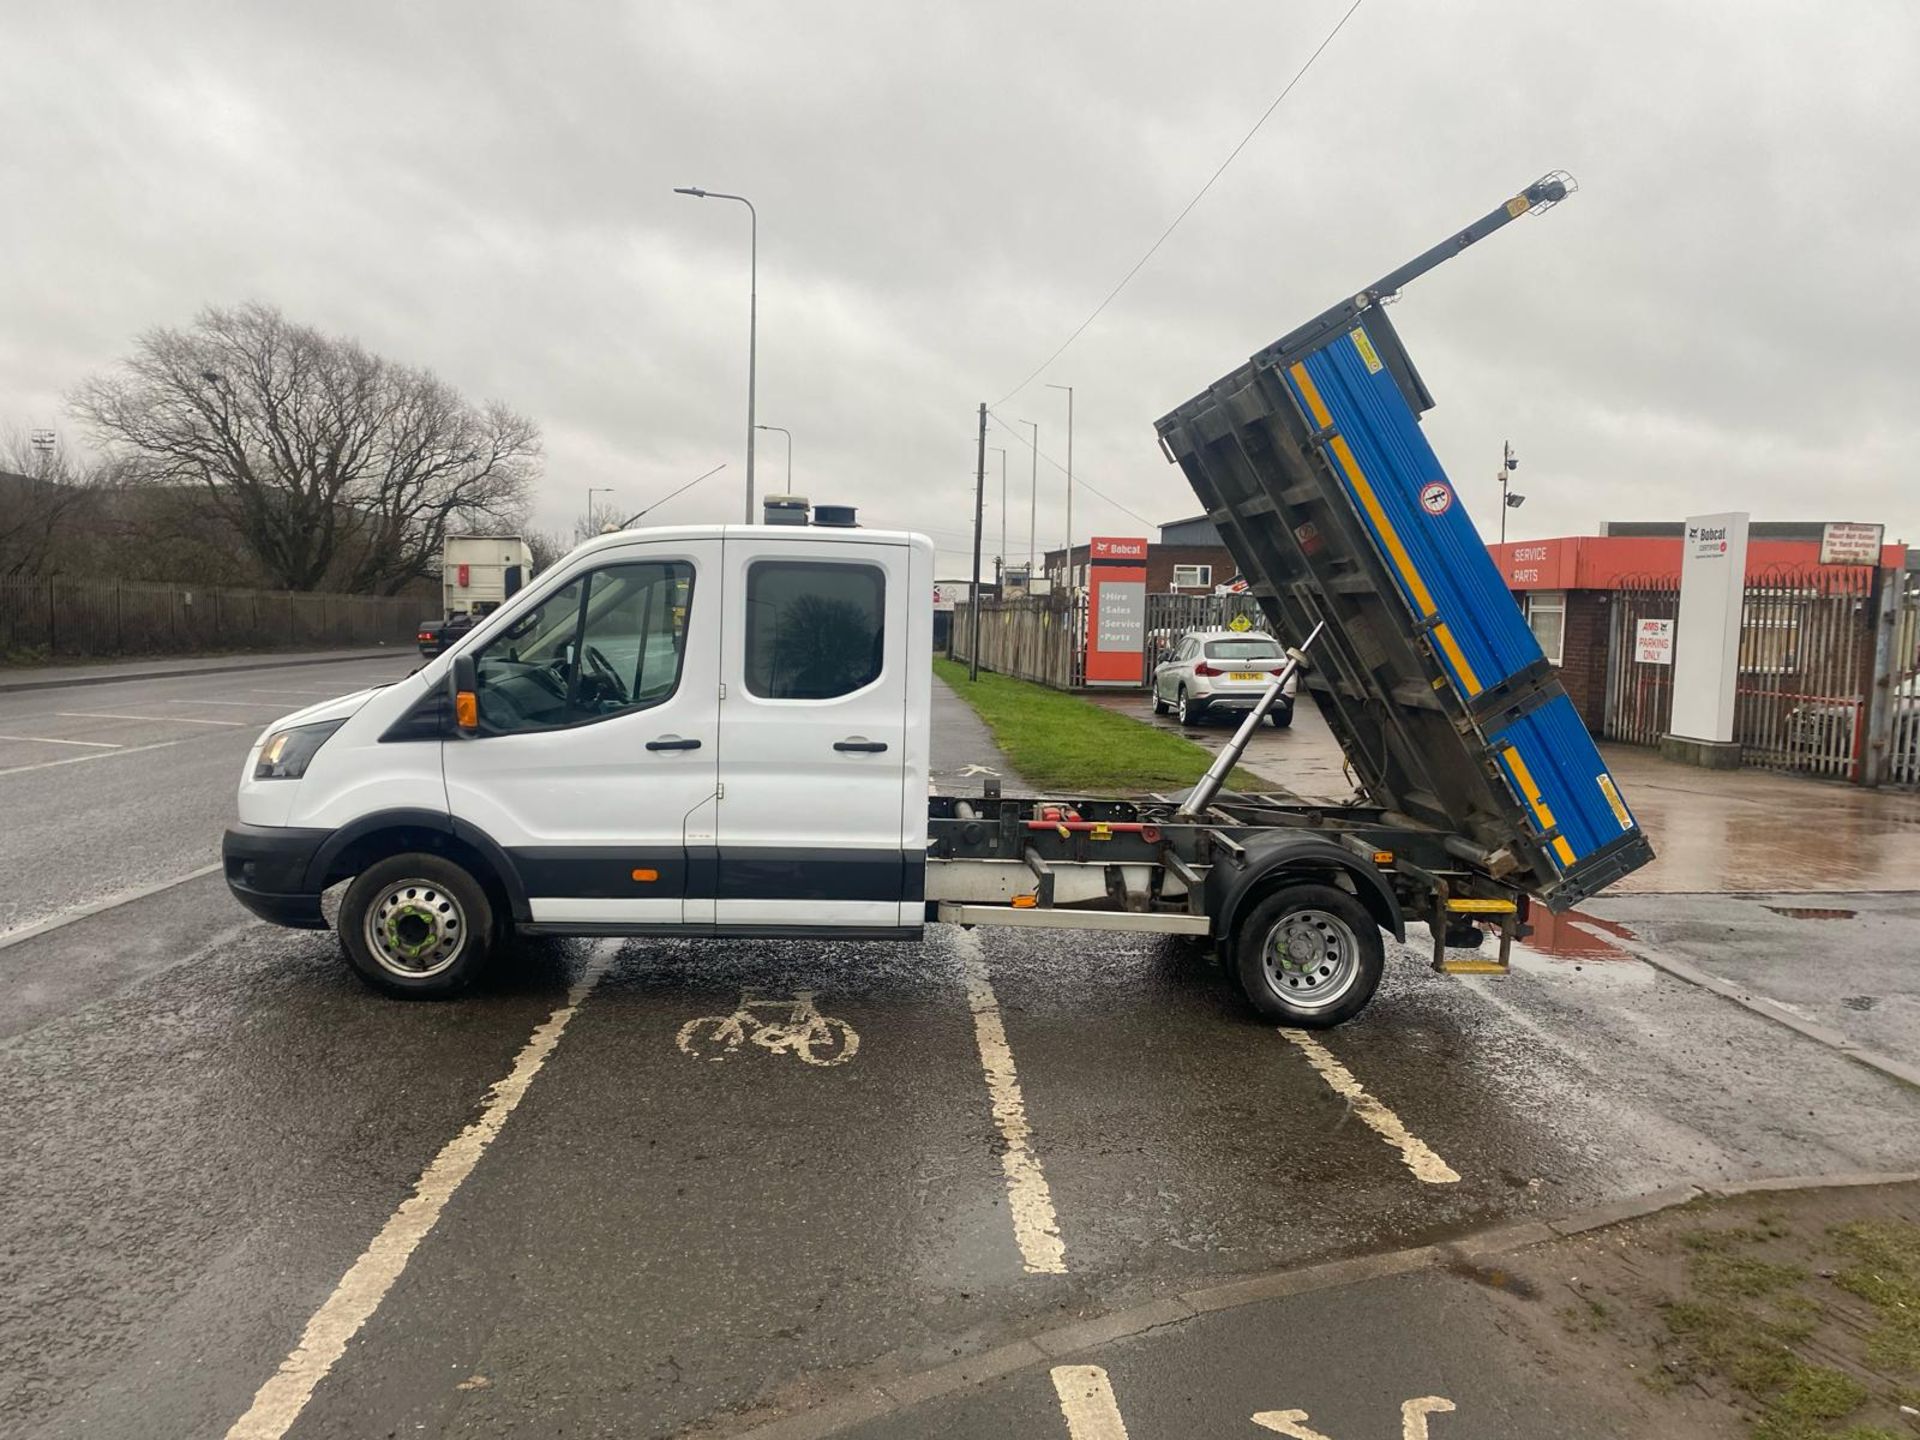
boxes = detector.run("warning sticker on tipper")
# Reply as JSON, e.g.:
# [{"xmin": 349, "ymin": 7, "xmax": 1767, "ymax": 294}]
[
  {"xmin": 1350, "ymin": 328, "xmax": 1384, "ymax": 374},
  {"xmin": 1597, "ymin": 773, "xmax": 1632, "ymax": 830}
]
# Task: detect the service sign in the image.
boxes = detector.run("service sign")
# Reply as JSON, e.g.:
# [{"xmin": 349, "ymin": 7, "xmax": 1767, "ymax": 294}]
[
  {"xmin": 1635, "ymin": 618, "xmax": 1674, "ymax": 665},
  {"xmin": 1820, "ymin": 521, "xmax": 1884, "ymax": 566}
]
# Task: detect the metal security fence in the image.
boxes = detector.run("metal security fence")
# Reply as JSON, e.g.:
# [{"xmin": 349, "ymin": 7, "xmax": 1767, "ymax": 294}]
[
  {"xmin": 1734, "ymin": 567, "xmax": 1875, "ymax": 780},
  {"xmin": 1879, "ymin": 571, "xmax": 1920, "ymax": 789},
  {"xmin": 0, "ymin": 577, "xmax": 424, "ymax": 660},
  {"xmin": 1601, "ymin": 578, "xmax": 1679, "ymax": 747},
  {"xmin": 1141, "ymin": 592, "xmax": 1272, "ymax": 683}
]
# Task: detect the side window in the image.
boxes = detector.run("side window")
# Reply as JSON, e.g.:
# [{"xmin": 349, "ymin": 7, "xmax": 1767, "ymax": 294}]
[
  {"xmin": 474, "ymin": 561, "xmax": 693, "ymax": 732},
  {"xmin": 745, "ymin": 560, "xmax": 884, "ymax": 700}
]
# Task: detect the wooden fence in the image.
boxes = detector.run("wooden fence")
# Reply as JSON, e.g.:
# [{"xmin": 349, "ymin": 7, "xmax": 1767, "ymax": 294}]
[
  {"xmin": 0, "ymin": 576, "xmax": 424, "ymax": 660},
  {"xmin": 951, "ymin": 596, "xmax": 1084, "ymax": 689}
]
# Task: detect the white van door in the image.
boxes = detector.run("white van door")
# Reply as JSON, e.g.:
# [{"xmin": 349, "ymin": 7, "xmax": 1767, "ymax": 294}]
[
  {"xmin": 713, "ymin": 532, "xmax": 915, "ymax": 930},
  {"xmin": 443, "ymin": 537, "xmax": 721, "ymax": 925}
]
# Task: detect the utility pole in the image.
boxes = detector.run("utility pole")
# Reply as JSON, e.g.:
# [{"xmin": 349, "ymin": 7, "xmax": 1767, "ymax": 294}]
[
  {"xmin": 1046, "ymin": 383, "xmax": 1074, "ymax": 556},
  {"xmin": 970, "ymin": 403, "xmax": 987, "ymax": 682}
]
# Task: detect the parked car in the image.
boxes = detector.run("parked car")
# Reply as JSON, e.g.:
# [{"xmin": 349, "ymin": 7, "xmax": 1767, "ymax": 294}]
[
  {"xmin": 415, "ymin": 611, "xmax": 478, "ymax": 658},
  {"xmin": 1151, "ymin": 629, "xmax": 1298, "ymax": 727},
  {"xmin": 1787, "ymin": 674, "xmax": 1920, "ymax": 768}
]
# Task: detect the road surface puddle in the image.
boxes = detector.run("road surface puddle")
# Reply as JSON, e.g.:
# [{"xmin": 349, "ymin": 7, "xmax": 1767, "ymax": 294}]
[
  {"xmin": 1520, "ymin": 908, "xmax": 1637, "ymax": 960},
  {"xmin": 1764, "ymin": 905, "xmax": 1858, "ymax": 920}
]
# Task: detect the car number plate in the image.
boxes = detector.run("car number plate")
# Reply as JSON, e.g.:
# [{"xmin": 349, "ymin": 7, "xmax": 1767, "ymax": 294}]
[{"xmin": 1229, "ymin": 671, "xmax": 1265, "ymax": 681}]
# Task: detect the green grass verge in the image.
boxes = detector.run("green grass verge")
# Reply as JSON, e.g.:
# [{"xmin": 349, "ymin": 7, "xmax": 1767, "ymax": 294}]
[{"xmin": 933, "ymin": 657, "xmax": 1269, "ymax": 795}]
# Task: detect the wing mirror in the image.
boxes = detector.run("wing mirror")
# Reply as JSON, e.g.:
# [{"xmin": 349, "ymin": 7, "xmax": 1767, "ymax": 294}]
[{"xmin": 449, "ymin": 654, "xmax": 479, "ymax": 735}]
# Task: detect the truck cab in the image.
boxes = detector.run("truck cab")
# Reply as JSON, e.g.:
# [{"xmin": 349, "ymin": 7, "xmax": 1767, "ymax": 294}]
[{"xmin": 225, "ymin": 521, "xmax": 934, "ymax": 995}]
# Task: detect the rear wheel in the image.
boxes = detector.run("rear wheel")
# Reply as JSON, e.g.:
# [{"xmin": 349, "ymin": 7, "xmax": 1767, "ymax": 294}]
[
  {"xmin": 1177, "ymin": 687, "xmax": 1206, "ymax": 726},
  {"xmin": 1268, "ymin": 704, "xmax": 1293, "ymax": 729},
  {"xmin": 338, "ymin": 853, "xmax": 494, "ymax": 999},
  {"xmin": 1232, "ymin": 883, "xmax": 1383, "ymax": 1027}
]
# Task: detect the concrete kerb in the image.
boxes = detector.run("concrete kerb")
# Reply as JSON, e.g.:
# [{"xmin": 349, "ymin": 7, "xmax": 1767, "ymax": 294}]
[
  {"xmin": 716, "ymin": 1170, "xmax": 1920, "ymax": 1440},
  {"xmin": 0, "ymin": 648, "xmax": 402, "ymax": 693},
  {"xmin": 1592, "ymin": 927, "xmax": 1920, "ymax": 1092}
]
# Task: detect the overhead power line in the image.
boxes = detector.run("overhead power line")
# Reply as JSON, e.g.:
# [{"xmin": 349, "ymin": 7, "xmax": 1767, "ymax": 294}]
[
  {"xmin": 994, "ymin": 0, "xmax": 1369, "ymax": 407},
  {"xmin": 986, "ymin": 409, "xmax": 1156, "ymax": 530}
]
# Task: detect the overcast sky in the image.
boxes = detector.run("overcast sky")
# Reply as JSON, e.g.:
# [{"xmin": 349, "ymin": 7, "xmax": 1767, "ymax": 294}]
[{"xmin": 6, "ymin": 0, "xmax": 1918, "ymax": 574}]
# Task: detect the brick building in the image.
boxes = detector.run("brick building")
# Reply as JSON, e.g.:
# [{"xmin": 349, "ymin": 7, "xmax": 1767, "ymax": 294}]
[
  {"xmin": 1042, "ymin": 515, "xmax": 1237, "ymax": 596},
  {"xmin": 1486, "ymin": 523, "xmax": 1908, "ymax": 730}
]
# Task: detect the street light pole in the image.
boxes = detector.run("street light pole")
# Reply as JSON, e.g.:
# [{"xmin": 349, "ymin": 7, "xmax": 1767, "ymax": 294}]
[
  {"xmin": 674, "ymin": 187, "xmax": 758, "ymax": 522},
  {"xmin": 1019, "ymin": 419, "xmax": 1038, "ymax": 581},
  {"xmin": 756, "ymin": 425, "xmax": 792, "ymax": 491},
  {"xmin": 987, "ymin": 446, "xmax": 1007, "ymax": 571},
  {"xmin": 970, "ymin": 403, "xmax": 987, "ymax": 683},
  {"xmin": 585, "ymin": 485, "xmax": 615, "ymax": 534},
  {"xmin": 1046, "ymin": 382, "xmax": 1074, "ymax": 557}
]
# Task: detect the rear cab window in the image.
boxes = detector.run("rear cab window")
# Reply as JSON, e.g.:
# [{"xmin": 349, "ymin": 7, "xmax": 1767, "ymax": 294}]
[
  {"xmin": 743, "ymin": 560, "xmax": 885, "ymax": 700},
  {"xmin": 1204, "ymin": 638, "xmax": 1281, "ymax": 662}
]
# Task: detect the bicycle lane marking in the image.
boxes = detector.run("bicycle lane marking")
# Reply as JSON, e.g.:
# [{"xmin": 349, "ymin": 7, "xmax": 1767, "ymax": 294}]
[
  {"xmin": 1278, "ymin": 1029, "xmax": 1460, "ymax": 1185},
  {"xmin": 956, "ymin": 928, "xmax": 1068, "ymax": 1274},
  {"xmin": 1052, "ymin": 1364, "xmax": 1131, "ymax": 1438},
  {"xmin": 221, "ymin": 943, "xmax": 617, "ymax": 1440}
]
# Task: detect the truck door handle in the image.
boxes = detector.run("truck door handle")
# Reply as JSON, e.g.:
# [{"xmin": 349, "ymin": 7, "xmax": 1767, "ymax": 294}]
[
  {"xmin": 834, "ymin": 738, "xmax": 889, "ymax": 753},
  {"xmin": 646, "ymin": 736, "xmax": 702, "ymax": 751}
]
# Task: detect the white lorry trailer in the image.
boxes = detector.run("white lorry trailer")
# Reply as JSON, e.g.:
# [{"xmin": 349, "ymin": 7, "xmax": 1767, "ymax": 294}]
[
  {"xmin": 416, "ymin": 535, "xmax": 534, "ymax": 656},
  {"xmin": 223, "ymin": 175, "xmax": 1651, "ymax": 1027}
]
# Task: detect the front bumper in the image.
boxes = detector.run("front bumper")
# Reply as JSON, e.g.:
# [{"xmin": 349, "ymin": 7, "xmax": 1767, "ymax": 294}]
[{"xmin": 223, "ymin": 823, "xmax": 333, "ymax": 929}]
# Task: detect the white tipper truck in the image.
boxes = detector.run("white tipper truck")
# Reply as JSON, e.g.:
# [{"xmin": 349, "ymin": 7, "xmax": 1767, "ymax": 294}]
[{"xmin": 221, "ymin": 176, "xmax": 1651, "ymax": 1027}]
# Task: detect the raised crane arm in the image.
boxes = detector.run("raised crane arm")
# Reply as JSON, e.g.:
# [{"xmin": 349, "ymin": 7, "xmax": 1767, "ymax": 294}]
[{"xmin": 1258, "ymin": 171, "xmax": 1576, "ymax": 384}]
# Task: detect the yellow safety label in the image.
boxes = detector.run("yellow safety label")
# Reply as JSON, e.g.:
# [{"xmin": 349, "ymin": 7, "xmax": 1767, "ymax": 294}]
[
  {"xmin": 1351, "ymin": 327, "xmax": 1384, "ymax": 374},
  {"xmin": 1506, "ymin": 195, "xmax": 1530, "ymax": 218},
  {"xmin": 1597, "ymin": 773, "xmax": 1632, "ymax": 830}
]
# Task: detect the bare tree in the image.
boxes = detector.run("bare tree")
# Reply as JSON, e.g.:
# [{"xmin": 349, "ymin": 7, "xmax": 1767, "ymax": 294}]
[
  {"xmin": 0, "ymin": 429, "xmax": 126, "ymax": 577},
  {"xmin": 523, "ymin": 527, "xmax": 574, "ymax": 574},
  {"xmin": 71, "ymin": 304, "xmax": 541, "ymax": 593}
]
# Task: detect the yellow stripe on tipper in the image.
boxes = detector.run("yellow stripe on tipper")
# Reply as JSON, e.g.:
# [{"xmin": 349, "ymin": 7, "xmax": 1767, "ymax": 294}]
[
  {"xmin": 1597, "ymin": 773, "xmax": 1632, "ymax": 831},
  {"xmin": 1289, "ymin": 363, "xmax": 1437, "ymax": 619},
  {"xmin": 1431, "ymin": 623, "xmax": 1483, "ymax": 697},
  {"xmin": 1350, "ymin": 327, "xmax": 1384, "ymax": 374},
  {"xmin": 1502, "ymin": 744, "xmax": 1578, "ymax": 869}
]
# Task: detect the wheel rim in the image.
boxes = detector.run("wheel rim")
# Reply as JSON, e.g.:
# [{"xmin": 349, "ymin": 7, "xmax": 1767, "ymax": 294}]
[
  {"xmin": 364, "ymin": 879, "xmax": 466, "ymax": 979},
  {"xmin": 1178, "ymin": 691, "xmax": 1189, "ymax": 722},
  {"xmin": 1259, "ymin": 908, "xmax": 1361, "ymax": 1012}
]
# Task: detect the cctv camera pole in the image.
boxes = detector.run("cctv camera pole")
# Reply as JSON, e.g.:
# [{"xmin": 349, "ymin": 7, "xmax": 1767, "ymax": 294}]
[
  {"xmin": 1499, "ymin": 440, "xmax": 1517, "ymax": 543},
  {"xmin": 970, "ymin": 403, "xmax": 988, "ymax": 682}
]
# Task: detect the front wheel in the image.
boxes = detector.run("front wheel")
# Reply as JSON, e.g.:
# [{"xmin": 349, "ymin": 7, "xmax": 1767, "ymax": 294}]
[
  {"xmin": 338, "ymin": 853, "xmax": 494, "ymax": 998},
  {"xmin": 1232, "ymin": 883, "xmax": 1383, "ymax": 1027}
]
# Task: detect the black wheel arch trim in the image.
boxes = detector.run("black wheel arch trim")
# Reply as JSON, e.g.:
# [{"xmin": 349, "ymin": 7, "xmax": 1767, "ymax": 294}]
[
  {"xmin": 300, "ymin": 808, "xmax": 533, "ymax": 924},
  {"xmin": 1206, "ymin": 833, "xmax": 1406, "ymax": 946}
]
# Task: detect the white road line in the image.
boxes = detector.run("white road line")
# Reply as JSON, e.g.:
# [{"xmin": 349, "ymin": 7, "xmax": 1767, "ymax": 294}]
[
  {"xmin": 60, "ymin": 711, "xmax": 246, "ymax": 727},
  {"xmin": 223, "ymin": 946, "xmax": 614, "ymax": 1440},
  {"xmin": 0, "ymin": 862, "xmax": 225, "ymax": 951},
  {"xmin": 0, "ymin": 732, "xmax": 122, "ymax": 748},
  {"xmin": 166, "ymin": 699, "xmax": 292, "ymax": 708},
  {"xmin": 1279, "ymin": 1029, "xmax": 1460, "ymax": 1185},
  {"xmin": 1051, "ymin": 1365, "xmax": 1131, "ymax": 1439},
  {"xmin": 956, "ymin": 932, "xmax": 1067, "ymax": 1275},
  {"xmin": 0, "ymin": 738, "xmax": 187, "ymax": 778}
]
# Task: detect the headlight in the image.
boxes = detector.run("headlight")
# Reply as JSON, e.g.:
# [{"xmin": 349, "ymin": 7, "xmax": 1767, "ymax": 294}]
[{"xmin": 254, "ymin": 721, "xmax": 344, "ymax": 780}]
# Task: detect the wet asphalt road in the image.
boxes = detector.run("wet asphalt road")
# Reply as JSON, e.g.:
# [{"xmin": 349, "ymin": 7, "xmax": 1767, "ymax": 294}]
[{"xmin": 5, "ymin": 661, "xmax": 1920, "ymax": 1438}]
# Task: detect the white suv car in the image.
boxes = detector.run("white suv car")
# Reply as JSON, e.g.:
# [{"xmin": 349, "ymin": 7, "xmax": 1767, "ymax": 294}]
[{"xmin": 1151, "ymin": 629, "xmax": 1298, "ymax": 728}]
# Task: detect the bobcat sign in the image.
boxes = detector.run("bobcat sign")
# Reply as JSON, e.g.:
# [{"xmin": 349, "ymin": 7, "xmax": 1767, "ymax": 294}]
[{"xmin": 1663, "ymin": 511, "xmax": 1750, "ymax": 766}]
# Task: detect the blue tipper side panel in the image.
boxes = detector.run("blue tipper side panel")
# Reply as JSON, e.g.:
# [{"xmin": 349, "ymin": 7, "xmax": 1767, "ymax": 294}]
[{"xmin": 1281, "ymin": 319, "xmax": 1645, "ymax": 878}]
